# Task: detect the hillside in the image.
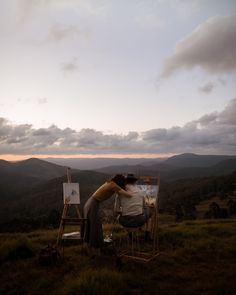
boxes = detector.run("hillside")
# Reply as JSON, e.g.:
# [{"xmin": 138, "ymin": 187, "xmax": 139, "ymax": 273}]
[
  {"xmin": 0, "ymin": 158, "xmax": 109, "ymax": 229},
  {"xmin": 0, "ymin": 157, "xmax": 70, "ymax": 180},
  {"xmin": 12, "ymin": 158, "xmax": 70, "ymax": 179},
  {"xmin": 0, "ymin": 219, "xmax": 236, "ymax": 294},
  {"xmin": 1, "ymin": 170, "xmax": 236, "ymax": 232},
  {"xmin": 0, "ymin": 158, "xmax": 71, "ymax": 200},
  {"xmin": 160, "ymin": 171, "xmax": 236, "ymax": 221},
  {"xmin": 0, "ymin": 169, "xmax": 109, "ymax": 229},
  {"xmin": 1, "ymin": 154, "xmax": 236, "ymax": 231}
]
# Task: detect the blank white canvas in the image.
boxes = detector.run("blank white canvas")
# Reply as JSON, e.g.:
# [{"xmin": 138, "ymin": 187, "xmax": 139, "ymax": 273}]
[{"xmin": 63, "ymin": 183, "xmax": 80, "ymax": 204}]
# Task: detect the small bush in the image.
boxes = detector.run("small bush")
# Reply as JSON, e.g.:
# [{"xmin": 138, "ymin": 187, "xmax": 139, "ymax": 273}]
[
  {"xmin": 8, "ymin": 243, "xmax": 35, "ymax": 260},
  {"xmin": 0, "ymin": 237, "xmax": 35, "ymax": 262},
  {"xmin": 38, "ymin": 244, "xmax": 60, "ymax": 266}
]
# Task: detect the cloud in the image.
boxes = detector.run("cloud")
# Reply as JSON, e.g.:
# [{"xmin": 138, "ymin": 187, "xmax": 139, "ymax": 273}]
[
  {"xmin": 1, "ymin": 98, "xmax": 236, "ymax": 156},
  {"xmin": 16, "ymin": 0, "xmax": 106, "ymax": 24},
  {"xmin": 161, "ymin": 15, "xmax": 236, "ymax": 77},
  {"xmin": 16, "ymin": 0, "xmax": 49, "ymax": 24},
  {"xmin": 61, "ymin": 57, "xmax": 79, "ymax": 74},
  {"xmin": 134, "ymin": 13, "xmax": 165, "ymax": 29},
  {"xmin": 194, "ymin": 112, "xmax": 218, "ymax": 126},
  {"xmin": 43, "ymin": 23, "xmax": 82, "ymax": 44},
  {"xmin": 38, "ymin": 97, "xmax": 48, "ymax": 104},
  {"xmin": 198, "ymin": 82, "xmax": 214, "ymax": 94},
  {"xmin": 17, "ymin": 0, "xmax": 39, "ymax": 18},
  {"xmin": 17, "ymin": 97, "xmax": 48, "ymax": 105},
  {"xmin": 218, "ymin": 98, "xmax": 236, "ymax": 125},
  {"xmin": 28, "ymin": 22, "xmax": 90, "ymax": 47}
]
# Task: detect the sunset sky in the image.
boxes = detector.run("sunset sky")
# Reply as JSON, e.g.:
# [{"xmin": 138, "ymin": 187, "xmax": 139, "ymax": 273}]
[{"xmin": 0, "ymin": 0, "xmax": 236, "ymax": 160}]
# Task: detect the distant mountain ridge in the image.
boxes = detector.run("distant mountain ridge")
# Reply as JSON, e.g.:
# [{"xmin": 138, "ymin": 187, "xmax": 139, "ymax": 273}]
[
  {"xmin": 42, "ymin": 153, "xmax": 236, "ymax": 171},
  {"xmin": 164, "ymin": 153, "xmax": 236, "ymax": 168},
  {"xmin": 95, "ymin": 153, "xmax": 236, "ymax": 180},
  {"xmin": 44, "ymin": 157, "xmax": 166, "ymax": 170}
]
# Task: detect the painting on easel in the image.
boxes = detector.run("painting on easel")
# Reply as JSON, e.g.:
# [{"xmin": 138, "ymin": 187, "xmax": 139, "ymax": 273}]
[
  {"xmin": 137, "ymin": 184, "xmax": 159, "ymax": 206},
  {"xmin": 63, "ymin": 183, "xmax": 80, "ymax": 204}
]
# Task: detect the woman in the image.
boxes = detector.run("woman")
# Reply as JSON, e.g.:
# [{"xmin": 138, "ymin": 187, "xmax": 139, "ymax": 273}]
[
  {"xmin": 83, "ymin": 174, "xmax": 132, "ymax": 255},
  {"xmin": 119, "ymin": 173, "xmax": 152, "ymax": 228}
]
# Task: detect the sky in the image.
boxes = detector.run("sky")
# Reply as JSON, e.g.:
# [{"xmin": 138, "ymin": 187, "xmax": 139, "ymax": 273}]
[{"xmin": 0, "ymin": 0, "xmax": 236, "ymax": 160}]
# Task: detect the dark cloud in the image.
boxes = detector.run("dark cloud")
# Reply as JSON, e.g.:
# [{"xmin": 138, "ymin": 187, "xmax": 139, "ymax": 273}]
[
  {"xmin": 162, "ymin": 15, "xmax": 236, "ymax": 77},
  {"xmin": 218, "ymin": 98, "xmax": 236, "ymax": 125},
  {"xmin": 198, "ymin": 82, "xmax": 214, "ymax": 94},
  {"xmin": 142, "ymin": 127, "xmax": 180, "ymax": 141},
  {"xmin": 0, "ymin": 98, "xmax": 236, "ymax": 155},
  {"xmin": 195, "ymin": 112, "xmax": 218, "ymax": 126}
]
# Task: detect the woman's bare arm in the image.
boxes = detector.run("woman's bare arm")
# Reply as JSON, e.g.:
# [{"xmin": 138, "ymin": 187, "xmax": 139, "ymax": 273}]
[{"xmin": 118, "ymin": 188, "xmax": 133, "ymax": 198}]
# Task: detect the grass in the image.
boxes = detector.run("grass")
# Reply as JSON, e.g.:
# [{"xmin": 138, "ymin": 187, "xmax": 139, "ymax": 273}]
[
  {"xmin": 58, "ymin": 268, "xmax": 126, "ymax": 295},
  {"xmin": 0, "ymin": 219, "xmax": 236, "ymax": 294}
]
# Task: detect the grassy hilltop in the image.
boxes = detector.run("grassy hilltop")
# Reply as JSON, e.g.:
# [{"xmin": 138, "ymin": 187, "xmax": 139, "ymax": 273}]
[{"xmin": 0, "ymin": 219, "xmax": 236, "ymax": 295}]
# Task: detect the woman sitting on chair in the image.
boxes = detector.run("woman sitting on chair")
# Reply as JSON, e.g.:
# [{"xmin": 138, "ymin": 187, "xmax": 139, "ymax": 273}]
[{"xmin": 118, "ymin": 173, "xmax": 152, "ymax": 228}]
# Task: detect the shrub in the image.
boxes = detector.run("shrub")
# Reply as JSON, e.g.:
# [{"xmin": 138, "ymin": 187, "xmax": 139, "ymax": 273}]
[{"xmin": 0, "ymin": 237, "xmax": 35, "ymax": 262}]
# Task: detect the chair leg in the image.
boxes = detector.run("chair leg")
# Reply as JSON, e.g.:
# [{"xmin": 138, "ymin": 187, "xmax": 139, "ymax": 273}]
[{"xmin": 125, "ymin": 228, "xmax": 141, "ymax": 255}]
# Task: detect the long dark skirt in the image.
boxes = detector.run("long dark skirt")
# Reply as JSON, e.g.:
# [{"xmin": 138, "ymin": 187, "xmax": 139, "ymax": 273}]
[{"xmin": 84, "ymin": 197, "xmax": 103, "ymax": 249}]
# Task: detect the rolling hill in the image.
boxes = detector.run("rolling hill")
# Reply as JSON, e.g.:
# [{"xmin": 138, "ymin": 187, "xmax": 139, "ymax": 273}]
[
  {"xmin": 0, "ymin": 158, "xmax": 74, "ymax": 200},
  {"xmin": 0, "ymin": 158, "xmax": 109, "ymax": 227},
  {"xmin": 1, "ymin": 157, "xmax": 70, "ymax": 180}
]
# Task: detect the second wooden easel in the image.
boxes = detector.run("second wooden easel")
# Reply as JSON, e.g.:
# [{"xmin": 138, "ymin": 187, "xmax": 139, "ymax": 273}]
[{"xmin": 57, "ymin": 167, "xmax": 86, "ymax": 251}]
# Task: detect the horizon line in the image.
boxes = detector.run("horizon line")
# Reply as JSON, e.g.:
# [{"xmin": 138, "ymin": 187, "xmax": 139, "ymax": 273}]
[{"xmin": 0, "ymin": 153, "xmax": 175, "ymax": 161}]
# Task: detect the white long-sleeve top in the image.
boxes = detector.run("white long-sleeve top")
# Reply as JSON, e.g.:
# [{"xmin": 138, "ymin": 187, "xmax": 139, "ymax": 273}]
[{"xmin": 120, "ymin": 184, "xmax": 145, "ymax": 216}]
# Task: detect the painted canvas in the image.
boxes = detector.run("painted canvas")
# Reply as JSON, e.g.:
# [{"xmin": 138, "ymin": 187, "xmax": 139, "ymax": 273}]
[
  {"xmin": 137, "ymin": 184, "xmax": 159, "ymax": 206},
  {"xmin": 63, "ymin": 183, "xmax": 80, "ymax": 204}
]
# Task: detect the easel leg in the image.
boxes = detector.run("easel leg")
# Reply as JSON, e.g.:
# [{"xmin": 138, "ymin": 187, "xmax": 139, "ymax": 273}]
[{"xmin": 57, "ymin": 204, "xmax": 69, "ymax": 247}]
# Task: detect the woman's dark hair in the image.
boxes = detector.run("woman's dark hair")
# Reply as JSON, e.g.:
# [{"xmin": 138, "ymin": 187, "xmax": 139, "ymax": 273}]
[
  {"xmin": 126, "ymin": 178, "xmax": 137, "ymax": 185},
  {"xmin": 111, "ymin": 174, "xmax": 126, "ymax": 189}
]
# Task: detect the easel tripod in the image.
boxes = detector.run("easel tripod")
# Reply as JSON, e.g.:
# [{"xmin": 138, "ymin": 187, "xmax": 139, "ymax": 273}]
[{"xmin": 57, "ymin": 167, "xmax": 86, "ymax": 252}]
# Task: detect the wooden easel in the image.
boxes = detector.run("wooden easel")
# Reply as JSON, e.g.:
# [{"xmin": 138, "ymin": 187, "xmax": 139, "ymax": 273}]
[{"xmin": 57, "ymin": 167, "xmax": 86, "ymax": 250}]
